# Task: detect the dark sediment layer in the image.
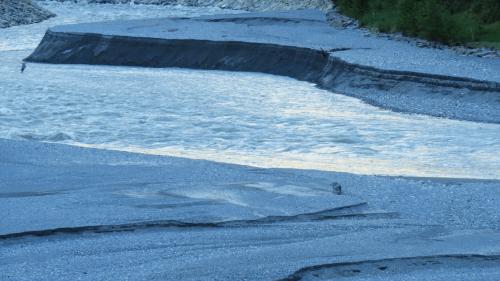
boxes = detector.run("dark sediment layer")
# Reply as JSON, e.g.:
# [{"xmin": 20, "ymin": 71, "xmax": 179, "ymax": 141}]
[
  {"xmin": 0, "ymin": 203, "xmax": 381, "ymax": 241},
  {"xmin": 279, "ymin": 254, "xmax": 500, "ymax": 281},
  {"xmin": 26, "ymin": 30, "xmax": 500, "ymax": 123}
]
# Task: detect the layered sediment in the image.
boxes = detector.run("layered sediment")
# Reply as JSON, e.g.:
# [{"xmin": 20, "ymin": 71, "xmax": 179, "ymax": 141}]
[{"xmin": 26, "ymin": 10, "xmax": 500, "ymax": 123}]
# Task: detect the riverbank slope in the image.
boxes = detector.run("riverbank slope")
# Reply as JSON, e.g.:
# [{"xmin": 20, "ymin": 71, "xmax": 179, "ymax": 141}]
[{"xmin": 26, "ymin": 10, "xmax": 500, "ymax": 123}]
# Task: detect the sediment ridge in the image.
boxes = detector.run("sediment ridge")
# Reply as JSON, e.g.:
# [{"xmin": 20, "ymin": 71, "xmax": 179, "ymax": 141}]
[{"xmin": 26, "ymin": 28, "xmax": 500, "ymax": 123}]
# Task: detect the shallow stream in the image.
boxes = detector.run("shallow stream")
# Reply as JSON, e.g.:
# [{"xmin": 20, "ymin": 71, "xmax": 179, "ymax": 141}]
[{"xmin": 1, "ymin": 1, "xmax": 499, "ymax": 179}]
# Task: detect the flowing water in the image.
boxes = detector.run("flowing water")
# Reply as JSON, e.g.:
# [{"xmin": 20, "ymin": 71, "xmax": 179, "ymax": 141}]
[{"xmin": 1, "ymin": 1, "xmax": 499, "ymax": 179}]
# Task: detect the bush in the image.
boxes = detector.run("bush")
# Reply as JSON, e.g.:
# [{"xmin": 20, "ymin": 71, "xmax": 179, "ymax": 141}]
[
  {"xmin": 398, "ymin": 0, "xmax": 418, "ymax": 35},
  {"xmin": 336, "ymin": 0, "xmax": 369, "ymax": 18},
  {"xmin": 334, "ymin": 0, "xmax": 500, "ymax": 48},
  {"xmin": 449, "ymin": 13, "xmax": 482, "ymax": 43},
  {"xmin": 417, "ymin": 1, "xmax": 451, "ymax": 43},
  {"xmin": 471, "ymin": 0, "xmax": 500, "ymax": 24}
]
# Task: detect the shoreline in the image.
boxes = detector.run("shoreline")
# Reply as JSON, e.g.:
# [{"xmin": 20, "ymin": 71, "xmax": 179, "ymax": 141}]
[
  {"xmin": 2, "ymin": 137, "xmax": 499, "ymax": 233},
  {"xmin": 36, "ymin": 0, "xmax": 500, "ymax": 58},
  {"xmin": 27, "ymin": 26, "xmax": 500, "ymax": 123},
  {"xmin": 3, "ymin": 5, "xmax": 500, "ymax": 280},
  {"xmin": 2, "ymin": 137, "xmax": 500, "ymax": 280}
]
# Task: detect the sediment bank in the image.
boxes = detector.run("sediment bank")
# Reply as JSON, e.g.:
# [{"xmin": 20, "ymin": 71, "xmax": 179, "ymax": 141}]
[{"xmin": 26, "ymin": 11, "xmax": 500, "ymax": 123}]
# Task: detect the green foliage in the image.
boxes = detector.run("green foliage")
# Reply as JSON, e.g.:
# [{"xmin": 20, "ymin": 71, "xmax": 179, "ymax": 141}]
[
  {"xmin": 470, "ymin": 0, "xmax": 500, "ymax": 23},
  {"xmin": 336, "ymin": 0, "xmax": 369, "ymax": 18},
  {"xmin": 449, "ymin": 13, "xmax": 482, "ymax": 43},
  {"xmin": 481, "ymin": 21, "xmax": 500, "ymax": 42},
  {"xmin": 334, "ymin": 0, "xmax": 500, "ymax": 48},
  {"xmin": 417, "ymin": 1, "xmax": 450, "ymax": 42},
  {"xmin": 398, "ymin": 0, "xmax": 417, "ymax": 35}
]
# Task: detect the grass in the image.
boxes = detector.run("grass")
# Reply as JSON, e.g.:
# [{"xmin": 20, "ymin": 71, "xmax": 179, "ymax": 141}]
[
  {"xmin": 463, "ymin": 22, "xmax": 500, "ymax": 49},
  {"xmin": 478, "ymin": 22, "xmax": 500, "ymax": 47},
  {"xmin": 334, "ymin": 0, "xmax": 500, "ymax": 50},
  {"xmin": 358, "ymin": 9, "xmax": 399, "ymax": 33}
]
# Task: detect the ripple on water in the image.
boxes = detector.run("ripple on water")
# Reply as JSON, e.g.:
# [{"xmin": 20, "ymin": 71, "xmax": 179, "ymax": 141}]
[
  {"xmin": 0, "ymin": 2, "xmax": 499, "ymax": 179},
  {"xmin": 0, "ymin": 62, "xmax": 498, "ymax": 179},
  {"xmin": 19, "ymin": 132, "xmax": 75, "ymax": 142}
]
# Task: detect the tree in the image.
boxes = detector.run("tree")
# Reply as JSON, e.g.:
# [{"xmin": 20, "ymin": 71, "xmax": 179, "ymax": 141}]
[
  {"xmin": 417, "ymin": 0, "xmax": 450, "ymax": 43},
  {"xmin": 398, "ymin": 0, "xmax": 418, "ymax": 35},
  {"xmin": 352, "ymin": 0, "xmax": 369, "ymax": 18},
  {"xmin": 472, "ymin": 0, "xmax": 500, "ymax": 23}
]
